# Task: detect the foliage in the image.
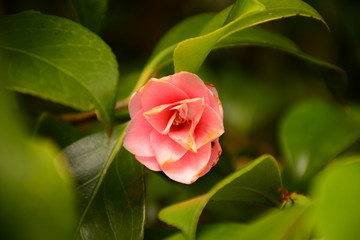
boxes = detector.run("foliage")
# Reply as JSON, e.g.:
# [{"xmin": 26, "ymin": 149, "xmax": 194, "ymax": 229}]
[{"xmin": 1, "ymin": 0, "xmax": 359, "ymax": 239}]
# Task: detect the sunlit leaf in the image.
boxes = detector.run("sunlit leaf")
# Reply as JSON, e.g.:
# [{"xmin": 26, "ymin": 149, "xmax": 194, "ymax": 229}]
[
  {"xmin": 63, "ymin": 125, "xmax": 145, "ymax": 240},
  {"xmin": 0, "ymin": 12, "xmax": 119, "ymax": 130},
  {"xmin": 312, "ymin": 157, "xmax": 360, "ymax": 240},
  {"xmin": 0, "ymin": 86, "xmax": 77, "ymax": 240},
  {"xmin": 174, "ymin": 0, "xmax": 326, "ymax": 73},
  {"xmin": 159, "ymin": 155, "xmax": 282, "ymax": 240},
  {"xmin": 280, "ymin": 99, "xmax": 360, "ymax": 186},
  {"xmin": 70, "ymin": 0, "xmax": 108, "ymax": 33}
]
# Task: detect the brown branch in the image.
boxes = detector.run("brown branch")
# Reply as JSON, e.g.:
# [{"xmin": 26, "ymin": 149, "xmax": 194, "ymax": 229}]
[{"xmin": 58, "ymin": 100, "xmax": 129, "ymax": 123}]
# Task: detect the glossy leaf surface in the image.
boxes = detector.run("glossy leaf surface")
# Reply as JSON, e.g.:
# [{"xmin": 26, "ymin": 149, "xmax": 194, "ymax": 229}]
[
  {"xmin": 63, "ymin": 126, "xmax": 145, "ymax": 240},
  {"xmin": 159, "ymin": 155, "xmax": 282, "ymax": 240},
  {"xmin": 174, "ymin": 0, "xmax": 326, "ymax": 73},
  {"xmin": 280, "ymin": 99, "xmax": 360, "ymax": 184},
  {"xmin": 0, "ymin": 12, "xmax": 119, "ymax": 130}
]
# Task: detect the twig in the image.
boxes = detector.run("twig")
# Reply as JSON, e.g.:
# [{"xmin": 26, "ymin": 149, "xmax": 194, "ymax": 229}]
[{"xmin": 58, "ymin": 99, "xmax": 128, "ymax": 123}]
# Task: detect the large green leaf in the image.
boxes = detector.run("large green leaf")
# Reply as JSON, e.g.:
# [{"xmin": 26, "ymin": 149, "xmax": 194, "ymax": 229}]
[
  {"xmin": 280, "ymin": 99, "xmax": 360, "ymax": 186},
  {"xmin": 236, "ymin": 206, "xmax": 313, "ymax": 240},
  {"xmin": 135, "ymin": 1, "xmax": 344, "ymax": 97},
  {"xmin": 158, "ymin": 155, "xmax": 282, "ymax": 240},
  {"xmin": 63, "ymin": 125, "xmax": 145, "ymax": 239},
  {"xmin": 312, "ymin": 157, "xmax": 360, "ymax": 240},
  {"xmin": 70, "ymin": 0, "xmax": 108, "ymax": 33},
  {"xmin": 166, "ymin": 223, "xmax": 247, "ymax": 240},
  {"xmin": 174, "ymin": 0, "xmax": 326, "ymax": 73},
  {"xmin": 0, "ymin": 12, "xmax": 119, "ymax": 130},
  {"xmin": 0, "ymin": 86, "xmax": 77, "ymax": 239}
]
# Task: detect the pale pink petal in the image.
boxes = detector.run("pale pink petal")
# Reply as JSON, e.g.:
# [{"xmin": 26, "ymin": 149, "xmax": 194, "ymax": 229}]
[
  {"xmin": 143, "ymin": 103, "xmax": 177, "ymax": 134},
  {"xmin": 161, "ymin": 143, "xmax": 212, "ymax": 184},
  {"xmin": 150, "ymin": 130, "xmax": 187, "ymax": 165},
  {"xmin": 141, "ymin": 79, "xmax": 188, "ymax": 111},
  {"xmin": 123, "ymin": 112, "xmax": 154, "ymax": 157},
  {"xmin": 198, "ymin": 139, "xmax": 222, "ymax": 177},
  {"xmin": 195, "ymin": 104, "xmax": 224, "ymax": 149},
  {"xmin": 128, "ymin": 91, "xmax": 143, "ymax": 118},
  {"xmin": 135, "ymin": 156, "xmax": 161, "ymax": 171},
  {"xmin": 167, "ymin": 72, "xmax": 219, "ymax": 112}
]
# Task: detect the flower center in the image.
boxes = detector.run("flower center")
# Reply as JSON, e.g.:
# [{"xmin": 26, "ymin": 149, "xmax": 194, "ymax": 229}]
[{"xmin": 172, "ymin": 112, "xmax": 188, "ymax": 126}]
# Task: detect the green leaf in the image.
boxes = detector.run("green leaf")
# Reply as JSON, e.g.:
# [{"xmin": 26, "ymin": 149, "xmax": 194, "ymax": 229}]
[
  {"xmin": 237, "ymin": 206, "xmax": 313, "ymax": 240},
  {"xmin": 215, "ymin": 26, "xmax": 346, "ymax": 98},
  {"xmin": 158, "ymin": 155, "xmax": 282, "ymax": 240},
  {"xmin": 280, "ymin": 99, "xmax": 360, "ymax": 186},
  {"xmin": 312, "ymin": 157, "xmax": 360, "ymax": 240},
  {"xmin": 174, "ymin": 0, "xmax": 326, "ymax": 73},
  {"xmin": 166, "ymin": 223, "xmax": 247, "ymax": 240},
  {"xmin": 135, "ymin": 13, "xmax": 214, "ymax": 91},
  {"xmin": 137, "ymin": 1, "xmax": 344, "ymax": 98},
  {"xmin": 63, "ymin": 125, "xmax": 145, "ymax": 239},
  {"xmin": 0, "ymin": 12, "xmax": 119, "ymax": 131},
  {"xmin": 0, "ymin": 86, "xmax": 77, "ymax": 239},
  {"xmin": 70, "ymin": 0, "xmax": 108, "ymax": 33}
]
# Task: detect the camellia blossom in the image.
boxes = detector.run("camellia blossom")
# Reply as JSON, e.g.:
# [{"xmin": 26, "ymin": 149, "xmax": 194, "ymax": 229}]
[{"xmin": 123, "ymin": 71, "xmax": 224, "ymax": 184}]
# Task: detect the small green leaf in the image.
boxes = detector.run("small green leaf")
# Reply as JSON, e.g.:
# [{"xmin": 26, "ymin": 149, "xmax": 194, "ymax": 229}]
[
  {"xmin": 312, "ymin": 157, "xmax": 360, "ymax": 240},
  {"xmin": 0, "ymin": 12, "xmax": 119, "ymax": 130},
  {"xmin": 174, "ymin": 0, "xmax": 326, "ymax": 73},
  {"xmin": 70, "ymin": 0, "xmax": 108, "ymax": 33},
  {"xmin": 159, "ymin": 155, "xmax": 282, "ymax": 240},
  {"xmin": 63, "ymin": 125, "xmax": 145, "ymax": 239},
  {"xmin": 280, "ymin": 99, "xmax": 360, "ymax": 185},
  {"xmin": 0, "ymin": 87, "xmax": 77, "ymax": 240}
]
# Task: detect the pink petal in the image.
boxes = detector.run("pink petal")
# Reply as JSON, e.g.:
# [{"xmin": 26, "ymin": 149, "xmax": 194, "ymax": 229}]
[
  {"xmin": 141, "ymin": 79, "xmax": 188, "ymax": 111},
  {"xmin": 135, "ymin": 156, "xmax": 161, "ymax": 171},
  {"xmin": 205, "ymin": 83, "xmax": 223, "ymax": 119},
  {"xmin": 128, "ymin": 91, "xmax": 143, "ymax": 118},
  {"xmin": 173, "ymin": 98, "xmax": 204, "ymax": 127},
  {"xmin": 150, "ymin": 130, "xmax": 187, "ymax": 165},
  {"xmin": 143, "ymin": 103, "xmax": 177, "ymax": 134},
  {"xmin": 168, "ymin": 72, "xmax": 221, "ymax": 115},
  {"xmin": 123, "ymin": 112, "xmax": 154, "ymax": 157},
  {"xmin": 168, "ymin": 123, "xmax": 197, "ymax": 153},
  {"xmin": 195, "ymin": 104, "xmax": 224, "ymax": 149},
  {"xmin": 198, "ymin": 139, "xmax": 222, "ymax": 177},
  {"xmin": 167, "ymin": 98, "xmax": 204, "ymax": 152},
  {"xmin": 161, "ymin": 143, "xmax": 212, "ymax": 184}
]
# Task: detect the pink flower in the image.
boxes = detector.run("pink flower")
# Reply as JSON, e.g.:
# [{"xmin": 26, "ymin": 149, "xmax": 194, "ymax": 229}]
[{"xmin": 123, "ymin": 72, "xmax": 224, "ymax": 184}]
